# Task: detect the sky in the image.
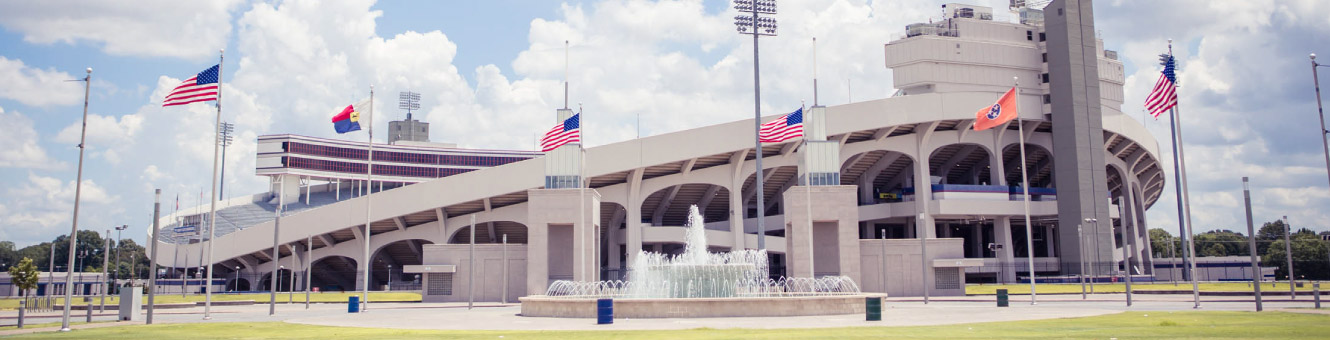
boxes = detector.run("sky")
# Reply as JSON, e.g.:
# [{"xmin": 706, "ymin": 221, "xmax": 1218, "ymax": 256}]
[{"xmin": 1, "ymin": 0, "xmax": 1328, "ymax": 248}]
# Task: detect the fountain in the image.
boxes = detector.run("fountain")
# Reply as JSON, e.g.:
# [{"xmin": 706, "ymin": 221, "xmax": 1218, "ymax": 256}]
[{"xmin": 522, "ymin": 205, "xmax": 871, "ymax": 318}]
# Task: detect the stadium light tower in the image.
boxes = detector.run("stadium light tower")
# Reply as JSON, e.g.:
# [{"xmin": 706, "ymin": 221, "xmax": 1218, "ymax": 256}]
[
  {"xmin": 398, "ymin": 91, "xmax": 421, "ymax": 119},
  {"xmin": 217, "ymin": 122, "xmax": 235, "ymax": 200},
  {"xmin": 733, "ymin": 0, "xmax": 777, "ymax": 250}
]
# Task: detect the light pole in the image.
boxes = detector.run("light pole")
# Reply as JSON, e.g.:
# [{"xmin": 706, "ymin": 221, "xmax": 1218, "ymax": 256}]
[
  {"xmin": 100, "ymin": 229, "xmax": 109, "ymax": 311},
  {"xmin": 1310, "ymin": 54, "xmax": 1330, "ymax": 199},
  {"xmin": 1283, "ymin": 216, "xmax": 1295, "ymax": 299},
  {"xmin": 233, "ymin": 266, "xmax": 241, "ymax": 292},
  {"xmin": 59, "ymin": 67, "xmax": 91, "ymax": 332},
  {"xmin": 217, "ymin": 122, "xmax": 234, "ymax": 200},
  {"xmin": 114, "ymin": 225, "xmax": 127, "ymax": 291},
  {"xmin": 386, "ymin": 264, "xmax": 393, "ymax": 292},
  {"xmin": 733, "ymin": 0, "xmax": 776, "ymax": 250},
  {"xmin": 76, "ymin": 250, "xmax": 87, "ymax": 295},
  {"xmin": 1083, "ymin": 218, "xmax": 1096, "ymax": 295}
]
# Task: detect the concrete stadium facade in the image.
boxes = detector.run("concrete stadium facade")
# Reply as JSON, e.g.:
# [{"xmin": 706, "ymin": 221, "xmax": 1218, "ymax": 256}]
[{"xmin": 150, "ymin": 1, "xmax": 1162, "ymax": 300}]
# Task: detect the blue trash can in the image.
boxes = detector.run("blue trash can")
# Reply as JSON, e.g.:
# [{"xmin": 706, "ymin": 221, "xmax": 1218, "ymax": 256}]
[
  {"xmin": 596, "ymin": 298, "xmax": 613, "ymax": 324},
  {"xmin": 348, "ymin": 296, "xmax": 360, "ymax": 313}
]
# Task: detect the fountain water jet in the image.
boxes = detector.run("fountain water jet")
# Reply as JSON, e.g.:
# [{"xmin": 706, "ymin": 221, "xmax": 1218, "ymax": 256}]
[{"xmin": 542, "ymin": 205, "xmax": 860, "ymax": 299}]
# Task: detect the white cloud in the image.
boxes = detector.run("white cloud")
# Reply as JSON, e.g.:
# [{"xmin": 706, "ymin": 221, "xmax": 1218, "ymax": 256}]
[
  {"xmin": 0, "ymin": 173, "xmax": 119, "ymax": 244},
  {"xmin": 0, "ymin": 106, "xmax": 65, "ymax": 170},
  {"xmin": 0, "ymin": 0, "xmax": 244, "ymax": 60},
  {"xmin": 1101, "ymin": 0, "xmax": 1330, "ymax": 234},
  {"xmin": 0, "ymin": 56, "xmax": 85, "ymax": 107}
]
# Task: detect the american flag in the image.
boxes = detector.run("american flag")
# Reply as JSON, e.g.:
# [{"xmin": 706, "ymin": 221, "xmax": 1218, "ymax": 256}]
[
  {"xmin": 540, "ymin": 113, "xmax": 581, "ymax": 152},
  {"xmin": 759, "ymin": 108, "xmax": 804, "ymax": 143},
  {"xmin": 163, "ymin": 65, "xmax": 220, "ymax": 107},
  {"xmin": 1145, "ymin": 55, "xmax": 1178, "ymax": 118}
]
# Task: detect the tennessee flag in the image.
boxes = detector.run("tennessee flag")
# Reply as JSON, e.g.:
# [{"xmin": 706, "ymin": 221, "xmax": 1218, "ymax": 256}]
[
  {"xmin": 331, "ymin": 99, "xmax": 370, "ymax": 134},
  {"xmin": 973, "ymin": 87, "xmax": 1017, "ymax": 131}
]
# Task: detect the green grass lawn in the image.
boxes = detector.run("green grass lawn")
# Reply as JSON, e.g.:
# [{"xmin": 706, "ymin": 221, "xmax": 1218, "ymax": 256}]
[
  {"xmin": 0, "ymin": 292, "xmax": 420, "ymax": 310},
  {"xmin": 4, "ymin": 311, "xmax": 1327, "ymax": 339},
  {"xmin": 0, "ymin": 320, "xmax": 113, "ymax": 331},
  {"xmin": 966, "ymin": 282, "xmax": 1323, "ymax": 295}
]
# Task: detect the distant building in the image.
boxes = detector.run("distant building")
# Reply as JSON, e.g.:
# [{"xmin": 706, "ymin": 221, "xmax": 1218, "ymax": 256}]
[
  {"xmin": 388, "ymin": 116, "xmax": 430, "ymax": 144},
  {"xmin": 1153, "ymin": 257, "xmax": 1276, "ymax": 282}
]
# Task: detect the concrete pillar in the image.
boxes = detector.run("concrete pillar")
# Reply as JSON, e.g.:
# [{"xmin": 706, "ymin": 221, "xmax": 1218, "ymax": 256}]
[
  {"xmin": 526, "ymin": 188, "xmax": 601, "ymax": 295},
  {"xmin": 971, "ymin": 224, "xmax": 983, "ymax": 258},
  {"xmin": 1045, "ymin": 225, "xmax": 1056, "ymax": 258},
  {"xmin": 783, "ymin": 185, "xmax": 860, "ymax": 283},
  {"xmin": 626, "ymin": 170, "xmax": 644, "ymax": 266},
  {"xmin": 995, "ymin": 217, "xmax": 1017, "ymax": 282},
  {"xmin": 728, "ymin": 150, "xmax": 750, "ymax": 251}
]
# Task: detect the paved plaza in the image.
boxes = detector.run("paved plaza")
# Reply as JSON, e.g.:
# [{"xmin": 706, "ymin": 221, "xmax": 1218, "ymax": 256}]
[{"xmin": 2, "ymin": 294, "xmax": 1325, "ymax": 335}]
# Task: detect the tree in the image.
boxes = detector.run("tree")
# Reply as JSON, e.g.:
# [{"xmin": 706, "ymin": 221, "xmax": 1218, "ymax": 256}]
[
  {"xmin": 8, "ymin": 257, "xmax": 39, "ymax": 297},
  {"xmin": 1148, "ymin": 228, "xmax": 1179, "ymax": 258},
  {"xmin": 1261, "ymin": 233, "xmax": 1330, "ymax": 280},
  {"xmin": 1193, "ymin": 230, "xmax": 1248, "ymax": 257},
  {"xmin": 1256, "ymin": 220, "xmax": 1289, "ymax": 256}
]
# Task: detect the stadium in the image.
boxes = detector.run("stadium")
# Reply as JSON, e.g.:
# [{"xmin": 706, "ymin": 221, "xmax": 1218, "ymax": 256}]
[{"xmin": 149, "ymin": 2, "xmax": 1163, "ymax": 302}]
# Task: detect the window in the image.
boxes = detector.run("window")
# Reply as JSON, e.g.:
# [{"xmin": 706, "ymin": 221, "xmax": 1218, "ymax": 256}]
[
  {"xmin": 1026, "ymin": 31, "xmax": 1032, "ymax": 41},
  {"xmin": 1041, "ymin": 53, "xmax": 1047, "ymax": 63},
  {"xmin": 1043, "ymin": 94, "xmax": 1051, "ymax": 104},
  {"xmin": 426, "ymin": 273, "xmax": 453, "ymax": 295},
  {"xmin": 1041, "ymin": 73, "xmax": 1049, "ymax": 83},
  {"xmin": 1039, "ymin": 32, "xmax": 1046, "ymax": 42},
  {"xmin": 935, "ymin": 268, "xmax": 960, "ymax": 289}
]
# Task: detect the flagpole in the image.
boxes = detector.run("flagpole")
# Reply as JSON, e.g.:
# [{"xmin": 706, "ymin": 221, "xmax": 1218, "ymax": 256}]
[
  {"xmin": 579, "ymin": 104, "xmax": 587, "ymax": 282},
  {"xmin": 1013, "ymin": 78, "xmax": 1037, "ymax": 305},
  {"xmin": 203, "ymin": 49, "xmax": 224, "ymax": 320},
  {"xmin": 361, "ymin": 85, "xmax": 374, "ymax": 312},
  {"xmin": 1164, "ymin": 40, "xmax": 1201, "ymax": 309},
  {"xmin": 269, "ymin": 176, "xmax": 283, "ymax": 315},
  {"xmin": 58, "ymin": 67, "xmax": 91, "ymax": 332}
]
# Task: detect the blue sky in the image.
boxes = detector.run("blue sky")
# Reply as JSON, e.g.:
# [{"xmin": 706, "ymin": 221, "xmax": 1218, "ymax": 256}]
[{"xmin": 1, "ymin": 0, "xmax": 1328, "ymax": 248}]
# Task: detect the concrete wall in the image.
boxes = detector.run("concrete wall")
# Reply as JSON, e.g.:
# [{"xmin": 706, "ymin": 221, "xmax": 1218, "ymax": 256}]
[
  {"xmin": 420, "ymin": 244, "xmax": 527, "ymax": 303},
  {"xmin": 783, "ymin": 185, "xmax": 861, "ymax": 284},
  {"xmin": 857, "ymin": 238, "xmax": 967, "ymax": 297}
]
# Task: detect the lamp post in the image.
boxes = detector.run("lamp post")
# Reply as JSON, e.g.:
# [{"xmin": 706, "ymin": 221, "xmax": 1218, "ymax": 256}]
[
  {"xmin": 114, "ymin": 225, "xmax": 127, "ymax": 291},
  {"xmin": 1283, "ymin": 216, "xmax": 1295, "ymax": 299},
  {"xmin": 733, "ymin": 0, "xmax": 777, "ymax": 250},
  {"xmin": 1311, "ymin": 54, "xmax": 1330, "ymax": 198},
  {"xmin": 386, "ymin": 264, "xmax": 393, "ymax": 292},
  {"xmin": 59, "ymin": 67, "xmax": 91, "ymax": 332},
  {"xmin": 76, "ymin": 250, "xmax": 87, "ymax": 295},
  {"xmin": 233, "ymin": 266, "xmax": 241, "ymax": 292},
  {"xmin": 1082, "ymin": 218, "xmax": 1096, "ymax": 295}
]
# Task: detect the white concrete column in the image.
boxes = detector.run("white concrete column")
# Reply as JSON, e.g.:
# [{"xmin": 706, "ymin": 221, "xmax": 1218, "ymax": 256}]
[
  {"xmin": 995, "ymin": 216, "xmax": 1016, "ymax": 282},
  {"xmin": 971, "ymin": 224, "xmax": 983, "ymax": 257},
  {"xmin": 1045, "ymin": 225, "xmax": 1056, "ymax": 258},
  {"xmin": 626, "ymin": 169, "xmax": 644, "ymax": 264},
  {"xmin": 729, "ymin": 151, "xmax": 749, "ymax": 250}
]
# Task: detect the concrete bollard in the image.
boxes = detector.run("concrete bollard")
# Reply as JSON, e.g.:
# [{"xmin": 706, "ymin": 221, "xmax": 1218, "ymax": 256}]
[
  {"xmin": 865, "ymin": 297, "xmax": 882, "ymax": 321},
  {"xmin": 17, "ymin": 300, "xmax": 25, "ymax": 329}
]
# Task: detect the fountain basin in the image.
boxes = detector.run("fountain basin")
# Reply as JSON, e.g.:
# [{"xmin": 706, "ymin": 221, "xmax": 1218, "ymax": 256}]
[{"xmin": 519, "ymin": 294, "xmax": 882, "ymax": 318}]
